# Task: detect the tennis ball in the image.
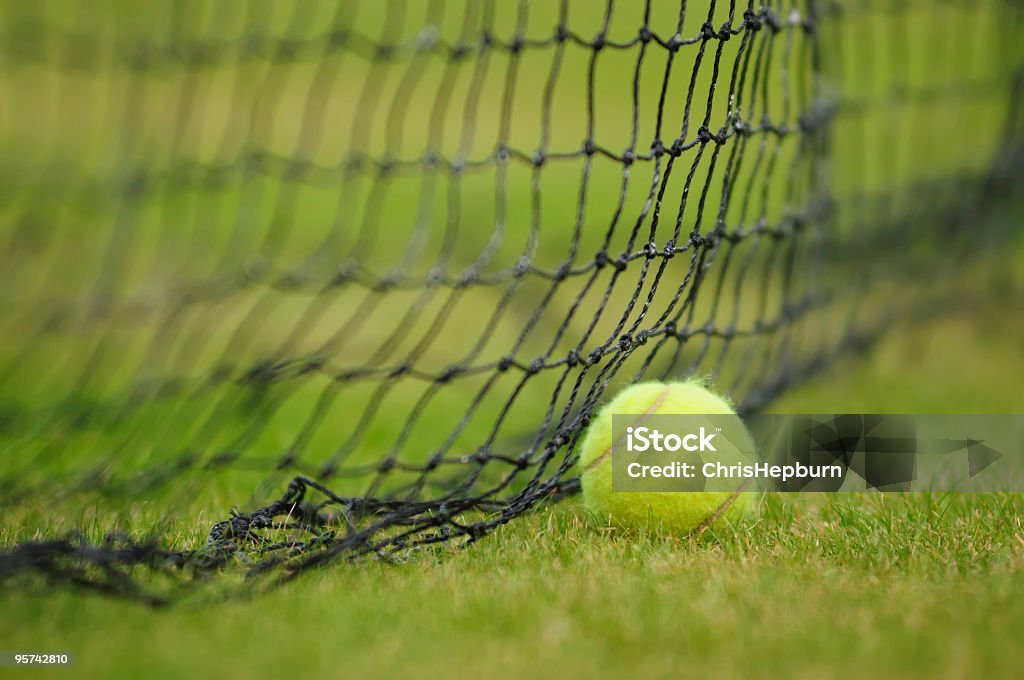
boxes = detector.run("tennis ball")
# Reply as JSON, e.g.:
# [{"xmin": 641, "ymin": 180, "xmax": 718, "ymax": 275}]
[{"xmin": 578, "ymin": 379, "xmax": 757, "ymax": 534}]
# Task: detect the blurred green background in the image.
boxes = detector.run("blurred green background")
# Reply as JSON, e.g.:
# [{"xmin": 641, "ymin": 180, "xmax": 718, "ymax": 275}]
[{"xmin": 1, "ymin": 0, "xmax": 1019, "ymax": 528}]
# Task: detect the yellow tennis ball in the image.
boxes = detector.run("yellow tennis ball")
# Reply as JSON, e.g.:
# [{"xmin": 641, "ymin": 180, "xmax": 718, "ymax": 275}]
[{"xmin": 578, "ymin": 379, "xmax": 757, "ymax": 534}]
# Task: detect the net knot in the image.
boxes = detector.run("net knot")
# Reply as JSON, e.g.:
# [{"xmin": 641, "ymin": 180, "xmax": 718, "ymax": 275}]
[
  {"xmin": 592, "ymin": 32, "xmax": 606, "ymax": 51},
  {"xmin": 464, "ymin": 524, "xmax": 487, "ymax": 540},
  {"xmin": 789, "ymin": 9, "xmax": 814, "ymax": 34},
  {"xmin": 798, "ymin": 112, "xmax": 821, "ymax": 132},
  {"xmin": 565, "ymin": 349, "xmax": 582, "ymax": 367},
  {"xmin": 498, "ymin": 356, "xmax": 515, "ymax": 372},
  {"xmin": 514, "ymin": 256, "xmax": 531, "ymax": 276},
  {"xmin": 697, "ymin": 126, "xmax": 719, "ymax": 145},
  {"xmin": 668, "ymin": 137, "xmax": 685, "ymax": 157},
  {"xmin": 246, "ymin": 150, "xmax": 265, "ymax": 173},
  {"xmin": 622, "ymin": 149, "xmax": 636, "ymax": 166},
  {"xmin": 743, "ymin": 9, "xmax": 762, "ymax": 31},
  {"xmin": 344, "ymin": 152, "xmax": 365, "ymax": 174},
  {"xmin": 241, "ymin": 35, "xmax": 265, "ymax": 58},
  {"xmin": 526, "ymin": 358, "xmax": 544, "ymax": 375},
  {"xmin": 436, "ymin": 365, "xmax": 463, "ymax": 383},
  {"xmin": 243, "ymin": 360, "xmax": 281, "ymax": 386},
  {"xmin": 700, "ymin": 22, "xmax": 717, "ymax": 41},
  {"xmin": 276, "ymin": 41, "xmax": 299, "ymax": 62},
  {"xmin": 582, "ymin": 139, "xmax": 597, "ymax": 156},
  {"xmin": 638, "ymin": 26, "xmax": 652, "ymax": 43},
  {"xmin": 417, "ymin": 26, "xmax": 439, "ymax": 51},
  {"xmin": 374, "ymin": 274, "xmax": 398, "ymax": 292},
  {"xmin": 554, "ymin": 24, "xmax": 569, "ymax": 43},
  {"xmin": 207, "ymin": 451, "xmax": 236, "ymax": 468},
  {"xmin": 284, "ymin": 159, "xmax": 307, "ymax": 180},
  {"xmin": 617, "ymin": 334, "xmax": 632, "ymax": 351}
]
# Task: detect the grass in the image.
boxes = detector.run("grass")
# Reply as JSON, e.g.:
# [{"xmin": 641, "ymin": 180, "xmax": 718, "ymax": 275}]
[
  {"xmin": 1, "ymin": 302, "xmax": 1022, "ymax": 679},
  {"xmin": 1, "ymin": 495, "xmax": 1022, "ymax": 679}
]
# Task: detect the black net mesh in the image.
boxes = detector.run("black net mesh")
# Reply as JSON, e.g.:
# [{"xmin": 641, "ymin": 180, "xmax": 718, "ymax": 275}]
[{"xmin": 0, "ymin": 0, "xmax": 1021, "ymax": 603}]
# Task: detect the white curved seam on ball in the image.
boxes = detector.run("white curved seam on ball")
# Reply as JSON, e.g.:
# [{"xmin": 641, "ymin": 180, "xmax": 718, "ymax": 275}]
[{"xmin": 582, "ymin": 384, "xmax": 672, "ymax": 473}]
